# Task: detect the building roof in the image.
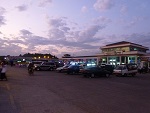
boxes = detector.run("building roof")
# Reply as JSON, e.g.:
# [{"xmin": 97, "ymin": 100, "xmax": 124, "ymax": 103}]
[
  {"xmin": 106, "ymin": 41, "xmax": 141, "ymax": 46},
  {"xmin": 101, "ymin": 41, "xmax": 149, "ymax": 50}
]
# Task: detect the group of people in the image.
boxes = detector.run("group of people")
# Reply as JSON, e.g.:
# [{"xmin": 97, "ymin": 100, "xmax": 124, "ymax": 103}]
[{"xmin": 0, "ymin": 62, "xmax": 7, "ymax": 81}]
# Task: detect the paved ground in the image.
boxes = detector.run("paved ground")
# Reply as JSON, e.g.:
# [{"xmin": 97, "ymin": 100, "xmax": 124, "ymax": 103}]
[{"xmin": 0, "ymin": 66, "xmax": 150, "ymax": 113}]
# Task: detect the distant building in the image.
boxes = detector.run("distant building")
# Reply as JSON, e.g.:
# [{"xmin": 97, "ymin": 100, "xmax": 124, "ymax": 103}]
[
  {"xmin": 61, "ymin": 41, "xmax": 150, "ymax": 67},
  {"xmin": 98, "ymin": 41, "xmax": 149, "ymax": 65}
]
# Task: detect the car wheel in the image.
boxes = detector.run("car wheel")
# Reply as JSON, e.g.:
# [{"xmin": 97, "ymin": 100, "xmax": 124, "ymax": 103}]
[
  {"xmin": 83, "ymin": 75, "xmax": 87, "ymax": 77},
  {"xmin": 59, "ymin": 70, "xmax": 62, "ymax": 73},
  {"xmin": 49, "ymin": 68, "xmax": 53, "ymax": 71},
  {"xmin": 36, "ymin": 68, "xmax": 40, "ymax": 71},
  {"xmin": 72, "ymin": 71, "xmax": 75, "ymax": 75},
  {"xmin": 132, "ymin": 73, "xmax": 136, "ymax": 77},
  {"xmin": 123, "ymin": 73, "xmax": 127, "ymax": 77},
  {"xmin": 105, "ymin": 73, "xmax": 110, "ymax": 77},
  {"xmin": 91, "ymin": 73, "xmax": 95, "ymax": 78}
]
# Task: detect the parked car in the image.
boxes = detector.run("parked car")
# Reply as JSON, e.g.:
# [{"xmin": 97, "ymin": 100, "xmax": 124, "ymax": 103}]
[
  {"xmin": 56, "ymin": 65, "xmax": 70, "ymax": 72},
  {"xmin": 32, "ymin": 61, "xmax": 43, "ymax": 69},
  {"xmin": 36, "ymin": 62, "xmax": 56, "ymax": 71},
  {"xmin": 81, "ymin": 66, "xmax": 111, "ymax": 78},
  {"xmin": 101, "ymin": 64, "xmax": 115, "ymax": 74},
  {"xmin": 67, "ymin": 65, "xmax": 81, "ymax": 74},
  {"xmin": 113, "ymin": 64, "xmax": 138, "ymax": 77}
]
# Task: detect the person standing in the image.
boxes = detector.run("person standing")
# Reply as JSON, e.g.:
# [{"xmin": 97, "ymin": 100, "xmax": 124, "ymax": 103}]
[{"xmin": 0, "ymin": 63, "xmax": 7, "ymax": 81}]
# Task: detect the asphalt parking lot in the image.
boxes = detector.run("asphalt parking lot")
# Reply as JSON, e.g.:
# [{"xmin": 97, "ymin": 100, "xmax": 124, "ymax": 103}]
[{"xmin": 0, "ymin": 66, "xmax": 150, "ymax": 113}]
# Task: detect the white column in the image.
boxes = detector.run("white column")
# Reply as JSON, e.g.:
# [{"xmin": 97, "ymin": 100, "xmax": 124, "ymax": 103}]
[
  {"xmin": 107, "ymin": 56, "xmax": 109, "ymax": 64},
  {"xmin": 135, "ymin": 56, "xmax": 137, "ymax": 64},
  {"xmin": 120, "ymin": 56, "xmax": 122, "ymax": 64},
  {"xmin": 96, "ymin": 57, "xmax": 99, "ymax": 65},
  {"xmin": 125, "ymin": 56, "xmax": 126, "ymax": 64}
]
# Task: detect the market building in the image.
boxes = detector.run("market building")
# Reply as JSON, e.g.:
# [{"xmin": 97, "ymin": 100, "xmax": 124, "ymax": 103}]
[
  {"xmin": 61, "ymin": 41, "xmax": 150, "ymax": 67},
  {"xmin": 98, "ymin": 41, "xmax": 149, "ymax": 65}
]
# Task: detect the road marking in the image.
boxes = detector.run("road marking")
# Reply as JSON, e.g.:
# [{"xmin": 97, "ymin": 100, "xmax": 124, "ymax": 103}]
[
  {"xmin": 9, "ymin": 94, "xmax": 17, "ymax": 110},
  {"xmin": 6, "ymin": 84, "xmax": 17, "ymax": 110},
  {"xmin": 6, "ymin": 84, "xmax": 10, "ymax": 90}
]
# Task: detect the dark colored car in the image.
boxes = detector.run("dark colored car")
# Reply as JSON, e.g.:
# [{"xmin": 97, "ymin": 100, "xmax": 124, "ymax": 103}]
[
  {"xmin": 101, "ymin": 64, "xmax": 115, "ymax": 74},
  {"xmin": 81, "ymin": 66, "xmax": 111, "ymax": 78},
  {"xmin": 67, "ymin": 65, "xmax": 80, "ymax": 74},
  {"xmin": 32, "ymin": 61, "xmax": 43, "ymax": 69},
  {"xmin": 36, "ymin": 62, "xmax": 56, "ymax": 71}
]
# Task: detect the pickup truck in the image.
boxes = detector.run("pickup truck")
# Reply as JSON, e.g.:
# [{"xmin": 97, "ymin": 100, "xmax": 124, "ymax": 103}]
[{"xmin": 113, "ymin": 64, "xmax": 138, "ymax": 77}]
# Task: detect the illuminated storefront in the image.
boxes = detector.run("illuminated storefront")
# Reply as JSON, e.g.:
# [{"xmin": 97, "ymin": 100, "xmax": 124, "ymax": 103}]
[
  {"xmin": 98, "ymin": 41, "xmax": 149, "ymax": 66},
  {"xmin": 61, "ymin": 41, "xmax": 149, "ymax": 67}
]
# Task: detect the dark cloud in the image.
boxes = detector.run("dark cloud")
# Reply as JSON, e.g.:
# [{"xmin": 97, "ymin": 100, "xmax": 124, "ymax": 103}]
[
  {"xmin": 17, "ymin": 26, "xmax": 100, "ymax": 56},
  {"xmin": 0, "ymin": 7, "xmax": 6, "ymax": 15},
  {"xmin": 38, "ymin": 0, "xmax": 53, "ymax": 7},
  {"xmin": 0, "ymin": 38, "xmax": 24, "ymax": 56},
  {"xmin": 1, "ymin": 14, "xmax": 149, "ymax": 57},
  {"xmin": 47, "ymin": 17, "xmax": 105, "ymax": 50},
  {"xmin": 77, "ymin": 25, "xmax": 105, "ymax": 43},
  {"xmin": 48, "ymin": 17, "xmax": 67, "ymax": 28},
  {"xmin": 0, "ymin": 7, "xmax": 6, "ymax": 27},
  {"xmin": 1, "ymin": 28, "xmax": 150, "ymax": 57},
  {"xmin": 121, "ymin": 32, "xmax": 150, "ymax": 49},
  {"xmin": 20, "ymin": 29, "xmax": 33, "ymax": 35},
  {"xmin": 16, "ymin": 4, "xmax": 28, "ymax": 11},
  {"xmin": 0, "ymin": 16, "xmax": 6, "ymax": 26}
]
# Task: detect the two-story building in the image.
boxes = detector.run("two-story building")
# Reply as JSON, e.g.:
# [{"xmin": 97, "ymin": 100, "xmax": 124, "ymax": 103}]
[
  {"xmin": 98, "ymin": 41, "xmax": 149, "ymax": 65},
  {"xmin": 61, "ymin": 41, "xmax": 149, "ymax": 67}
]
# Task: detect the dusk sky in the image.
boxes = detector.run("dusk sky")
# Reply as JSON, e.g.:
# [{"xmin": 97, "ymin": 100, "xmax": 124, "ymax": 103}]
[{"xmin": 0, "ymin": 0, "xmax": 150, "ymax": 58}]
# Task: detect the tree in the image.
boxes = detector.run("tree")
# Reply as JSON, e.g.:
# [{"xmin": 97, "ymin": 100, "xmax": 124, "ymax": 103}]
[{"xmin": 63, "ymin": 54, "xmax": 71, "ymax": 58}]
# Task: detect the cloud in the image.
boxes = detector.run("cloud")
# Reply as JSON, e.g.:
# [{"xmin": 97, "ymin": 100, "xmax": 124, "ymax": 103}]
[
  {"xmin": 0, "ymin": 7, "xmax": 6, "ymax": 27},
  {"xmin": 92, "ymin": 16, "xmax": 112, "ymax": 24},
  {"xmin": 0, "ymin": 37, "xmax": 24, "ymax": 55},
  {"xmin": 77, "ymin": 25, "xmax": 104, "ymax": 43},
  {"xmin": 121, "ymin": 32, "xmax": 150, "ymax": 49},
  {"xmin": 124, "ymin": 16, "xmax": 143, "ymax": 29},
  {"xmin": 93, "ymin": 0, "xmax": 115, "ymax": 12},
  {"xmin": 120, "ymin": 5, "xmax": 127, "ymax": 14},
  {"xmin": 0, "ymin": 16, "xmax": 6, "ymax": 27},
  {"xmin": 0, "ymin": 7, "xmax": 6, "ymax": 15},
  {"xmin": 47, "ymin": 17, "xmax": 69, "ymax": 40},
  {"xmin": 16, "ymin": 4, "xmax": 28, "ymax": 11},
  {"xmin": 38, "ymin": 0, "xmax": 53, "ymax": 7},
  {"xmin": 47, "ymin": 17, "xmax": 105, "ymax": 46},
  {"xmin": 20, "ymin": 29, "xmax": 33, "ymax": 36},
  {"xmin": 81, "ymin": 6, "xmax": 88, "ymax": 13},
  {"xmin": 1, "ymin": 28, "xmax": 150, "ymax": 57},
  {"xmin": 48, "ymin": 17, "xmax": 67, "ymax": 28}
]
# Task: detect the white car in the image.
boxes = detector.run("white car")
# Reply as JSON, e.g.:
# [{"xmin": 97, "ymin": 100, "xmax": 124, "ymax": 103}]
[{"xmin": 113, "ymin": 64, "xmax": 137, "ymax": 77}]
